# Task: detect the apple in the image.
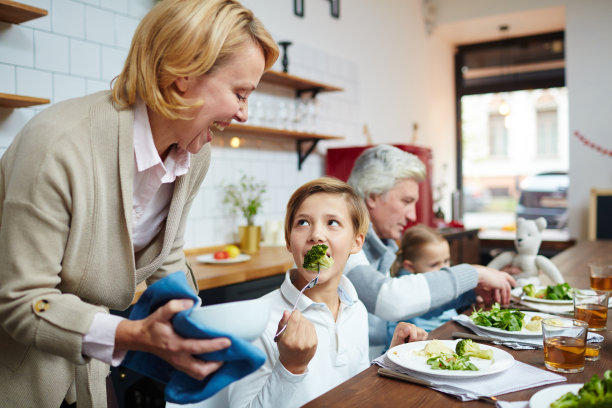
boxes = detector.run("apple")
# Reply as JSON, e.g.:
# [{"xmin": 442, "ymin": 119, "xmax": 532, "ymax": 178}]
[
  {"xmin": 213, "ymin": 250, "xmax": 229, "ymax": 260},
  {"xmin": 224, "ymin": 245, "xmax": 240, "ymax": 258}
]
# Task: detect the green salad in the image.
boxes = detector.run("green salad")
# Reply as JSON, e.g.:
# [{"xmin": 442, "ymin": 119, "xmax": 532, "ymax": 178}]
[
  {"xmin": 426, "ymin": 354, "xmax": 478, "ymax": 371},
  {"xmin": 523, "ymin": 283, "xmax": 573, "ymax": 300},
  {"xmin": 470, "ymin": 303, "xmax": 525, "ymax": 331},
  {"xmin": 551, "ymin": 370, "xmax": 612, "ymax": 408}
]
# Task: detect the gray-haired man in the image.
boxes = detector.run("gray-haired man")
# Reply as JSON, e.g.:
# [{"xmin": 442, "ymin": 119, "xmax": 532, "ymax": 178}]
[{"xmin": 344, "ymin": 144, "xmax": 516, "ymax": 357}]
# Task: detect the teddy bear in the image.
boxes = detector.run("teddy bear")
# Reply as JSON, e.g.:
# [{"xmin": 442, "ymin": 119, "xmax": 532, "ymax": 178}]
[{"xmin": 487, "ymin": 217, "xmax": 564, "ymax": 286}]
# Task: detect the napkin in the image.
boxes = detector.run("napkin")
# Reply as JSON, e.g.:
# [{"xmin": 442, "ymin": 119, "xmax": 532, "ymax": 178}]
[
  {"xmin": 122, "ymin": 271, "xmax": 266, "ymax": 404},
  {"xmin": 373, "ymin": 354, "xmax": 566, "ymax": 402},
  {"xmin": 452, "ymin": 315, "xmax": 604, "ymax": 349}
]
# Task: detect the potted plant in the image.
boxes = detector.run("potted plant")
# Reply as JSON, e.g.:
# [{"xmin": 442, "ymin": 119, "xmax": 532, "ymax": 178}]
[{"xmin": 223, "ymin": 173, "xmax": 266, "ymax": 254}]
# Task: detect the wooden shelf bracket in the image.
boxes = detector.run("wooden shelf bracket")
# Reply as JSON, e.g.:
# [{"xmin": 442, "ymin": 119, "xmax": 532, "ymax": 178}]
[
  {"xmin": 296, "ymin": 138, "xmax": 320, "ymax": 170},
  {"xmin": 296, "ymin": 87, "xmax": 323, "ymax": 99}
]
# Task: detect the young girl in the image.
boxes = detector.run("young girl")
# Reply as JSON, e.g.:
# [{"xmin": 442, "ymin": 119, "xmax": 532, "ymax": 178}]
[
  {"xmin": 227, "ymin": 177, "xmax": 427, "ymax": 408},
  {"xmin": 387, "ymin": 224, "xmax": 477, "ymax": 339}
]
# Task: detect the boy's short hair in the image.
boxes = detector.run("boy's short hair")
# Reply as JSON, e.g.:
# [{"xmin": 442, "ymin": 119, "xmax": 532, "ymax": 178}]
[{"xmin": 284, "ymin": 177, "xmax": 369, "ymax": 243}]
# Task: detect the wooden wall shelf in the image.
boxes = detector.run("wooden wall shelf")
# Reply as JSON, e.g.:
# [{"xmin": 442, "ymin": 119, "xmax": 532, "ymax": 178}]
[
  {"xmin": 232, "ymin": 70, "xmax": 346, "ymax": 169},
  {"xmin": 0, "ymin": 92, "xmax": 50, "ymax": 108},
  {"xmin": 262, "ymin": 70, "xmax": 343, "ymax": 97},
  {"xmin": 222, "ymin": 123, "xmax": 342, "ymax": 141},
  {"xmin": 1, "ymin": 2, "xmax": 50, "ymax": 108},
  {"xmin": 0, "ymin": 0, "xmax": 48, "ymax": 24}
]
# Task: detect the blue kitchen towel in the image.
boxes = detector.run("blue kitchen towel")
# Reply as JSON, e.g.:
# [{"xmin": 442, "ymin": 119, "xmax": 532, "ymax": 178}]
[{"xmin": 122, "ymin": 271, "xmax": 266, "ymax": 404}]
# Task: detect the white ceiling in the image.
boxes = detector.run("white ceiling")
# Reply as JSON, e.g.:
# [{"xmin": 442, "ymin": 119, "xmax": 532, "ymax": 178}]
[{"xmin": 433, "ymin": 6, "xmax": 566, "ymax": 46}]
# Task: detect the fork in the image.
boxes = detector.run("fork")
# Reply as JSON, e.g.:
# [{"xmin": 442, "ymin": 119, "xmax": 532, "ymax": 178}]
[{"xmin": 274, "ymin": 267, "xmax": 320, "ymax": 341}]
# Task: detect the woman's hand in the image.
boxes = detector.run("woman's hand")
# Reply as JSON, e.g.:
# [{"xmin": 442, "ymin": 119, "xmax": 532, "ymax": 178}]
[
  {"xmin": 473, "ymin": 265, "xmax": 517, "ymax": 305},
  {"xmin": 389, "ymin": 322, "xmax": 428, "ymax": 348},
  {"xmin": 276, "ymin": 310, "xmax": 317, "ymax": 374},
  {"xmin": 115, "ymin": 299, "xmax": 231, "ymax": 381}
]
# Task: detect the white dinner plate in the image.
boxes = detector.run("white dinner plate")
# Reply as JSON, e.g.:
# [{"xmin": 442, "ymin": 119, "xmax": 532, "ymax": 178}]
[
  {"xmin": 512, "ymin": 286, "xmax": 573, "ymax": 305},
  {"xmin": 472, "ymin": 310, "xmax": 558, "ymax": 337},
  {"xmin": 386, "ymin": 340, "xmax": 515, "ymax": 378},
  {"xmin": 196, "ymin": 253, "xmax": 251, "ymax": 264},
  {"xmin": 529, "ymin": 383, "xmax": 583, "ymax": 408}
]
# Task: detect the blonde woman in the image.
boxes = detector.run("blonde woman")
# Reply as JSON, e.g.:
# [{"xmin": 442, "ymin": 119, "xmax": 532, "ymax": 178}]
[{"xmin": 0, "ymin": 1, "xmax": 278, "ymax": 407}]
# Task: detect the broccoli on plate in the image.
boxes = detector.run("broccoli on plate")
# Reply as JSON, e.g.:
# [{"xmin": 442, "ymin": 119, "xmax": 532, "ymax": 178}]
[
  {"xmin": 551, "ymin": 370, "xmax": 612, "ymax": 408},
  {"xmin": 455, "ymin": 339, "xmax": 493, "ymax": 360}
]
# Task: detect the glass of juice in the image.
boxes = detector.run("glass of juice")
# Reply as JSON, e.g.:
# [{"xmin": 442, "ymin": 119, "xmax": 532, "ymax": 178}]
[
  {"xmin": 589, "ymin": 260, "xmax": 612, "ymax": 291},
  {"xmin": 542, "ymin": 318, "xmax": 588, "ymax": 374},
  {"xmin": 573, "ymin": 289, "xmax": 609, "ymax": 332}
]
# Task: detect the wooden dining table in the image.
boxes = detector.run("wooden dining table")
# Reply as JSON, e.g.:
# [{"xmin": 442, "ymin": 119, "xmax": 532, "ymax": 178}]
[{"xmin": 303, "ymin": 240, "xmax": 612, "ymax": 407}]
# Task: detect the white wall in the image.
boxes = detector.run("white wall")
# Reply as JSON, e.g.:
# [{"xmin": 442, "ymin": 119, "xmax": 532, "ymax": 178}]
[
  {"xmin": 1, "ymin": 0, "xmax": 433, "ymax": 249},
  {"xmin": 565, "ymin": 1, "xmax": 612, "ymax": 241},
  {"xmin": 2, "ymin": 0, "xmax": 610, "ymax": 247}
]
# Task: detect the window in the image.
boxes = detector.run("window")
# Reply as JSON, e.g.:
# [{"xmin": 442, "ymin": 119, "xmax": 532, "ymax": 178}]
[
  {"xmin": 489, "ymin": 113, "xmax": 508, "ymax": 156},
  {"xmin": 537, "ymin": 109, "xmax": 558, "ymax": 156},
  {"xmin": 456, "ymin": 32, "xmax": 568, "ymax": 231}
]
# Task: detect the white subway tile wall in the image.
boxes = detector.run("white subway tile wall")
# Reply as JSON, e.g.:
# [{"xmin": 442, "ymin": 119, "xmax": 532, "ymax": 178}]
[
  {"xmin": 0, "ymin": 64, "xmax": 16, "ymax": 93},
  {"xmin": 34, "ymin": 30, "xmax": 69, "ymax": 72},
  {"xmin": 69, "ymin": 39, "xmax": 101, "ymax": 78},
  {"xmin": 0, "ymin": 0, "xmax": 360, "ymax": 249},
  {"xmin": 52, "ymin": 0, "xmax": 85, "ymax": 38}
]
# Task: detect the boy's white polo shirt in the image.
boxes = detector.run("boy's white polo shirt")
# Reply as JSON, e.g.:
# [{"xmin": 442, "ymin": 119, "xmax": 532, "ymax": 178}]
[{"xmin": 228, "ymin": 270, "xmax": 370, "ymax": 408}]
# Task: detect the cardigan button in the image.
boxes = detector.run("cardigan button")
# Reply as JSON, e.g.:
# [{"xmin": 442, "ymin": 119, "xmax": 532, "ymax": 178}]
[{"xmin": 35, "ymin": 299, "xmax": 49, "ymax": 312}]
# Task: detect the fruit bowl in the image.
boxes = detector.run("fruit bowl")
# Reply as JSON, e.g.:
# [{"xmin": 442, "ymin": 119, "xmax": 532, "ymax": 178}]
[{"xmin": 189, "ymin": 298, "xmax": 272, "ymax": 341}]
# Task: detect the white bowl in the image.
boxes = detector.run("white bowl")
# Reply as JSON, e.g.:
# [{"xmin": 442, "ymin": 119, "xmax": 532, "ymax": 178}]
[{"xmin": 190, "ymin": 298, "xmax": 272, "ymax": 341}]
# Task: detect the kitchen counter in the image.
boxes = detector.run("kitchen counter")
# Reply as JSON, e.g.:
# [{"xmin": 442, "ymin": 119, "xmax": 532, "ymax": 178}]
[
  {"xmin": 186, "ymin": 245, "xmax": 294, "ymax": 290},
  {"xmin": 133, "ymin": 245, "xmax": 294, "ymax": 302}
]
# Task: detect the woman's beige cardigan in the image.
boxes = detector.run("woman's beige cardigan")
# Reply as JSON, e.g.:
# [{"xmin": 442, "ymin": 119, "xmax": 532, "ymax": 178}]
[{"xmin": 0, "ymin": 91, "xmax": 211, "ymax": 407}]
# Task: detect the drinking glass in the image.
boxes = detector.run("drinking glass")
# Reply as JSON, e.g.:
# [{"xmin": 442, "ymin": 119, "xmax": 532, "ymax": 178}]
[
  {"xmin": 542, "ymin": 318, "xmax": 587, "ymax": 373},
  {"xmin": 585, "ymin": 343, "xmax": 601, "ymax": 362},
  {"xmin": 589, "ymin": 259, "xmax": 612, "ymax": 291},
  {"xmin": 573, "ymin": 289, "xmax": 609, "ymax": 331}
]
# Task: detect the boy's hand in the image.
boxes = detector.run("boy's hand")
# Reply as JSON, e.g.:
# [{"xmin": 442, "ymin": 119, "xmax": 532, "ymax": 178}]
[
  {"xmin": 276, "ymin": 310, "xmax": 317, "ymax": 374},
  {"xmin": 389, "ymin": 322, "xmax": 427, "ymax": 348}
]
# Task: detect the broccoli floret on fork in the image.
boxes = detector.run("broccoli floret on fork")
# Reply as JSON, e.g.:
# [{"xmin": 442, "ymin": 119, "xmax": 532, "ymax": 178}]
[{"xmin": 303, "ymin": 244, "xmax": 334, "ymax": 272}]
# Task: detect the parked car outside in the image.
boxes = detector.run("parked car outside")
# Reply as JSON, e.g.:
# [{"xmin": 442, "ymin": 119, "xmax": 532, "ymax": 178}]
[
  {"xmin": 516, "ymin": 171, "xmax": 568, "ymax": 229},
  {"xmin": 463, "ymin": 185, "xmax": 491, "ymax": 213}
]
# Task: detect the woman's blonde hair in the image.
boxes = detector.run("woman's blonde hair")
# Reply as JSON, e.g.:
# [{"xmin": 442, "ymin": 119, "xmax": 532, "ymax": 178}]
[
  {"xmin": 390, "ymin": 224, "xmax": 446, "ymax": 277},
  {"xmin": 112, "ymin": 0, "xmax": 279, "ymax": 120},
  {"xmin": 284, "ymin": 177, "xmax": 370, "ymax": 244}
]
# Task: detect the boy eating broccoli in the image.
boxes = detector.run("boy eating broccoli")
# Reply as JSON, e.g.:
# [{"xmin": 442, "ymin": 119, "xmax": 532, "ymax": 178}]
[{"xmin": 227, "ymin": 177, "xmax": 427, "ymax": 407}]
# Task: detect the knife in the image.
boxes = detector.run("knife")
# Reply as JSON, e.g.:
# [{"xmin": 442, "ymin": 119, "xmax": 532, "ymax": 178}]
[
  {"xmin": 377, "ymin": 367, "xmax": 435, "ymax": 387},
  {"xmin": 377, "ymin": 368, "xmax": 499, "ymax": 405},
  {"xmin": 452, "ymin": 331, "xmax": 541, "ymax": 347}
]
